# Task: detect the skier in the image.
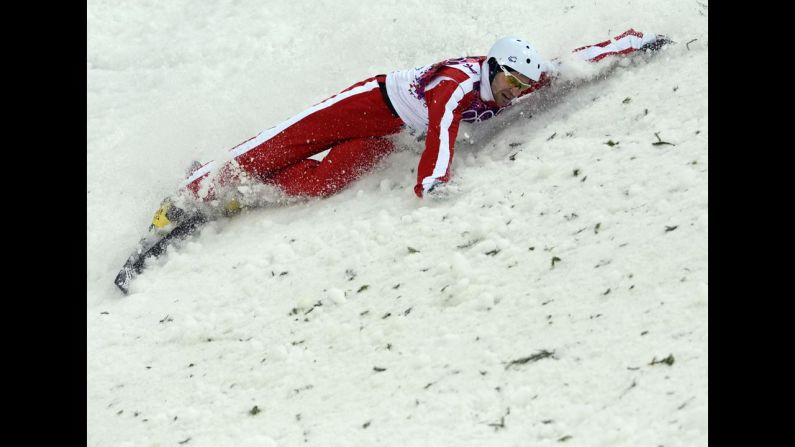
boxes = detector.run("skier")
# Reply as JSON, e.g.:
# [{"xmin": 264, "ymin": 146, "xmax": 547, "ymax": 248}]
[
  {"xmin": 153, "ymin": 28, "xmax": 669, "ymax": 224},
  {"xmin": 115, "ymin": 28, "xmax": 670, "ymax": 293}
]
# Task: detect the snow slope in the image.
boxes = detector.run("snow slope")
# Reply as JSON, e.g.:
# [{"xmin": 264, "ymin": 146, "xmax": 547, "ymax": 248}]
[{"xmin": 87, "ymin": 1, "xmax": 708, "ymax": 445}]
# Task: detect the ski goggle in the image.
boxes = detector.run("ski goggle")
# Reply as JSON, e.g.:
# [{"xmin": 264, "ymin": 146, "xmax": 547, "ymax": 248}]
[{"xmin": 499, "ymin": 65, "xmax": 535, "ymax": 91}]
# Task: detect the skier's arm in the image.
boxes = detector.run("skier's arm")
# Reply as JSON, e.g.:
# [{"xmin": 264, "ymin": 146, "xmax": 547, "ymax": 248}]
[
  {"xmin": 514, "ymin": 28, "xmax": 669, "ymax": 101},
  {"xmin": 414, "ymin": 78, "xmax": 474, "ymax": 198},
  {"xmin": 573, "ymin": 28, "xmax": 670, "ymax": 62}
]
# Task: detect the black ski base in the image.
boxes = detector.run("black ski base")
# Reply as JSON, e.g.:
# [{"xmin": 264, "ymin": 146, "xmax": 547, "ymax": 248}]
[{"xmin": 114, "ymin": 214, "xmax": 208, "ymax": 294}]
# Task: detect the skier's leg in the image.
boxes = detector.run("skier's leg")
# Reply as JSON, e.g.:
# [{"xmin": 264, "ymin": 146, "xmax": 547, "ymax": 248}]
[
  {"xmin": 180, "ymin": 75, "xmax": 402, "ymax": 204},
  {"xmin": 151, "ymin": 75, "xmax": 402, "ymax": 229},
  {"xmin": 266, "ymin": 136, "xmax": 396, "ymax": 198}
]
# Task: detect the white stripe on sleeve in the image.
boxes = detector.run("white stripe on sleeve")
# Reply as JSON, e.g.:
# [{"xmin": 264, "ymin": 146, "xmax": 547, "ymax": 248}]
[{"xmin": 421, "ymin": 78, "xmax": 475, "ymax": 193}]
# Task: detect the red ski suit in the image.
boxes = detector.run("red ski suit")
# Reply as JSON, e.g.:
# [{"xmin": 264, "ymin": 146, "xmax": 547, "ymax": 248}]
[{"xmin": 181, "ymin": 29, "xmax": 664, "ymax": 201}]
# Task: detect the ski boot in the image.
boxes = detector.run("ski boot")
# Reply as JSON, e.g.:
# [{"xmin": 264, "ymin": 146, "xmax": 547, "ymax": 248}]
[{"xmin": 114, "ymin": 196, "xmax": 209, "ymax": 294}]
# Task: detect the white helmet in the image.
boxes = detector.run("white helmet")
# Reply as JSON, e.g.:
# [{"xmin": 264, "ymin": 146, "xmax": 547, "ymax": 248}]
[{"xmin": 487, "ymin": 37, "xmax": 546, "ymax": 81}]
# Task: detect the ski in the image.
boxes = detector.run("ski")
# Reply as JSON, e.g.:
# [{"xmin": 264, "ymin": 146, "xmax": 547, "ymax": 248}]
[{"xmin": 114, "ymin": 213, "xmax": 208, "ymax": 294}]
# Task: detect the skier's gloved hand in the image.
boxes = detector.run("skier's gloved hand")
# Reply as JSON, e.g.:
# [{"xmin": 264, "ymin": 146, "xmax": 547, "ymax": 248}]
[{"xmin": 641, "ymin": 33, "xmax": 674, "ymax": 52}]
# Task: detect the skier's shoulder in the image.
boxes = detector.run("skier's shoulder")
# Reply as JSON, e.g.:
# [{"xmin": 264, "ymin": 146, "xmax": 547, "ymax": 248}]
[
  {"xmin": 428, "ymin": 56, "xmax": 484, "ymax": 94},
  {"xmin": 436, "ymin": 56, "xmax": 484, "ymax": 81}
]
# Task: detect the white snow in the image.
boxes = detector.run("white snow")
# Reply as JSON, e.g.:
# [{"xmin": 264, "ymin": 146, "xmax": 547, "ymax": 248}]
[{"xmin": 87, "ymin": 1, "xmax": 708, "ymax": 446}]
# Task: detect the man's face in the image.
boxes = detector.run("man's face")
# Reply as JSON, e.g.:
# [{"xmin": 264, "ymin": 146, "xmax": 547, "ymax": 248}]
[{"xmin": 490, "ymin": 66, "xmax": 535, "ymax": 107}]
